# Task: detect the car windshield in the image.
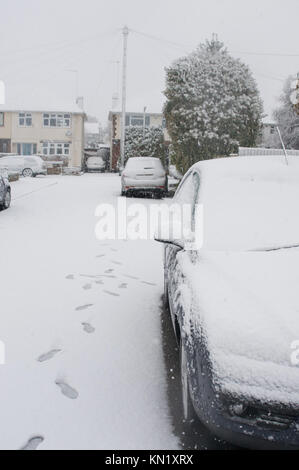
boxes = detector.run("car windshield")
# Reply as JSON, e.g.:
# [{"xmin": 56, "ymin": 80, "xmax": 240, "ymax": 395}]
[{"xmin": 202, "ymin": 157, "xmax": 299, "ymax": 252}]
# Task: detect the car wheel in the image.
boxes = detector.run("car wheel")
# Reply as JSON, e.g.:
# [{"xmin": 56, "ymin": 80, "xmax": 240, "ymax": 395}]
[
  {"xmin": 22, "ymin": 168, "xmax": 33, "ymax": 177},
  {"xmin": 3, "ymin": 190, "xmax": 11, "ymax": 209},
  {"xmin": 180, "ymin": 339, "xmax": 196, "ymax": 422}
]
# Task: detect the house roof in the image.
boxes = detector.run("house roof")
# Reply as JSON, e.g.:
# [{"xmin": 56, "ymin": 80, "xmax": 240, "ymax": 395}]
[
  {"xmin": 108, "ymin": 110, "xmax": 163, "ymax": 120},
  {"xmin": 0, "ymin": 103, "xmax": 85, "ymax": 115}
]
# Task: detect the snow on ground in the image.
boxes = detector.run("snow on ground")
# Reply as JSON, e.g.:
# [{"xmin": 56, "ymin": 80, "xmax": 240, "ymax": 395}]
[{"xmin": 0, "ymin": 174, "xmax": 179, "ymax": 450}]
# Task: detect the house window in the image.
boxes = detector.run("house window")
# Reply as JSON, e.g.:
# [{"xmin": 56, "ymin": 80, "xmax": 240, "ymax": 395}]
[
  {"xmin": 270, "ymin": 126, "xmax": 275, "ymax": 135},
  {"xmin": 0, "ymin": 112, "xmax": 4, "ymax": 127},
  {"xmin": 125, "ymin": 114, "xmax": 151, "ymax": 128},
  {"xmin": 42, "ymin": 142, "xmax": 70, "ymax": 156},
  {"xmin": 17, "ymin": 143, "xmax": 37, "ymax": 155},
  {"xmin": 19, "ymin": 113, "xmax": 32, "ymax": 127},
  {"xmin": 43, "ymin": 113, "xmax": 71, "ymax": 128}
]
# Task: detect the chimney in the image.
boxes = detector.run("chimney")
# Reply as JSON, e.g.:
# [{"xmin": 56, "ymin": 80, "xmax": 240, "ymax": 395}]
[{"xmin": 112, "ymin": 93, "xmax": 119, "ymax": 110}]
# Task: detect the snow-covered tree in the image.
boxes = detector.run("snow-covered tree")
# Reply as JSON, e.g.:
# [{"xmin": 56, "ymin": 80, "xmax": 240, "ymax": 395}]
[
  {"xmin": 124, "ymin": 126, "xmax": 167, "ymax": 164},
  {"xmin": 273, "ymin": 76, "xmax": 299, "ymax": 149},
  {"xmin": 164, "ymin": 38, "xmax": 263, "ymax": 173}
]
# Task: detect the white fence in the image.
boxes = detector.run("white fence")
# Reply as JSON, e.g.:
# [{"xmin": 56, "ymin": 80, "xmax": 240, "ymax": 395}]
[{"xmin": 239, "ymin": 147, "xmax": 299, "ymax": 157}]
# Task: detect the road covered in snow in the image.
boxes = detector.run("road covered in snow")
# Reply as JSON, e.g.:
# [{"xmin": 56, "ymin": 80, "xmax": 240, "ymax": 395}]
[{"xmin": 0, "ymin": 174, "xmax": 181, "ymax": 450}]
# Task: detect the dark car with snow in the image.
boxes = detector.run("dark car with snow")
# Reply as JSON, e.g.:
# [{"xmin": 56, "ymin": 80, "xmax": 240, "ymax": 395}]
[
  {"xmin": 0, "ymin": 174, "xmax": 11, "ymax": 210},
  {"xmin": 156, "ymin": 155, "xmax": 299, "ymax": 449}
]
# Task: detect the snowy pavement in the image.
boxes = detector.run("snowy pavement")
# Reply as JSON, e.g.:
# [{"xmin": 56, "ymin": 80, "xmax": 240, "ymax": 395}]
[{"xmin": 0, "ymin": 174, "xmax": 179, "ymax": 450}]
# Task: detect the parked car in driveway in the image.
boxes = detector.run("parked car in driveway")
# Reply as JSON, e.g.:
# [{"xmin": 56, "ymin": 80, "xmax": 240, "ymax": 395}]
[
  {"xmin": 155, "ymin": 155, "xmax": 299, "ymax": 449},
  {"xmin": 0, "ymin": 174, "xmax": 11, "ymax": 210},
  {"xmin": 121, "ymin": 157, "xmax": 167, "ymax": 198},
  {"xmin": 0, "ymin": 155, "xmax": 47, "ymax": 177},
  {"xmin": 86, "ymin": 156, "xmax": 105, "ymax": 173}
]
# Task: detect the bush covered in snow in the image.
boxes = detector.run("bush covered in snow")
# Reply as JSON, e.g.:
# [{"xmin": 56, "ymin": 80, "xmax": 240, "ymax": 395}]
[
  {"xmin": 273, "ymin": 76, "xmax": 299, "ymax": 149},
  {"xmin": 124, "ymin": 126, "xmax": 167, "ymax": 164},
  {"xmin": 164, "ymin": 38, "xmax": 263, "ymax": 174}
]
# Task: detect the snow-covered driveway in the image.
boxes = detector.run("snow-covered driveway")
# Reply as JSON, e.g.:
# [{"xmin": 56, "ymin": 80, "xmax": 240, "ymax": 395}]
[{"xmin": 0, "ymin": 174, "xmax": 179, "ymax": 450}]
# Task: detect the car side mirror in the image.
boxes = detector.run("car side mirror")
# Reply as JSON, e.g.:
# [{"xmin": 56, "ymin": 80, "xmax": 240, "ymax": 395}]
[{"xmin": 154, "ymin": 218, "xmax": 185, "ymax": 249}]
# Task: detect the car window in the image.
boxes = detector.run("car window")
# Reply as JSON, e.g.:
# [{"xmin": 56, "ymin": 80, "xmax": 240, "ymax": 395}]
[
  {"xmin": 174, "ymin": 170, "xmax": 201, "ymax": 232},
  {"xmin": 126, "ymin": 158, "xmax": 163, "ymax": 170},
  {"xmin": 26, "ymin": 158, "xmax": 36, "ymax": 165},
  {"xmin": 175, "ymin": 171, "xmax": 199, "ymax": 205}
]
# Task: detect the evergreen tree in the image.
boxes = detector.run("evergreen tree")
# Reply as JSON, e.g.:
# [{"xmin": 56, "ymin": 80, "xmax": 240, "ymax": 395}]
[{"xmin": 164, "ymin": 38, "xmax": 263, "ymax": 174}]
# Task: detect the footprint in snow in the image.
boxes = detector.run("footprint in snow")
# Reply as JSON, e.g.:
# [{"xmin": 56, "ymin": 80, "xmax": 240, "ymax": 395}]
[
  {"xmin": 21, "ymin": 436, "xmax": 44, "ymax": 451},
  {"xmin": 80, "ymin": 274, "xmax": 97, "ymax": 279},
  {"xmin": 95, "ymin": 280, "xmax": 104, "ymax": 285},
  {"xmin": 112, "ymin": 261, "xmax": 123, "ymax": 266},
  {"xmin": 103, "ymin": 290, "xmax": 120, "ymax": 297},
  {"xmin": 75, "ymin": 304, "xmax": 93, "ymax": 312},
  {"xmin": 105, "ymin": 269, "xmax": 114, "ymax": 274},
  {"xmin": 66, "ymin": 275, "xmax": 75, "ymax": 280},
  {"xmin": 98, "ymin": 274, "xmax": 116, "ymax": 279},
  {"xmin": 82, "ymin": 283, "xmax": 92, "ymax": 290},
  {"xmin": 55, "ymin": 380, "xmax": 79, "ymax": 400},
  {"xmin": 124, "ymin": 274, "xmax": 139, "ymax": 280},
  {"xmin": 142, "ymin": 281, "xmax": 157, "ymax": 287},
  {"xmin": 37, "ymin": 349, "xmax": 61, "ymax": 363},
  {"xmin": 119, "ymin": 283, "xmax": 128, "ymax": 289},
  {"xmin": 110, "ymin": 248, "xmax": 118, "ymax": 252},
  {"xmin": 82, "ymin": 323, "xmax": 95, "ymax": 334},
  {"xmin": 96, "ymin": 254, "xmax": 105, "ymax": 258}
]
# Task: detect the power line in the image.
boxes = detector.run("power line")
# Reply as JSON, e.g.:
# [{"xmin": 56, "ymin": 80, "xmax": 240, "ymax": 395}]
[
  {"xmin": 131, "ymin": 28, "xmax": 299, "ymax": 58},
  {"xmin": 0, "ymin": 29, "xmax": 119, "ymax": 61},
  {"xmin": 130, "ymin": 29, "xmax": 192, "ymax": 51}
]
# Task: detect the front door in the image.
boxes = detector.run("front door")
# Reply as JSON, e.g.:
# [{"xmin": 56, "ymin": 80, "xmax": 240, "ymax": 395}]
[{"xmin": 0, "ymin": 139, "xmax": 11, "ymax": 153}]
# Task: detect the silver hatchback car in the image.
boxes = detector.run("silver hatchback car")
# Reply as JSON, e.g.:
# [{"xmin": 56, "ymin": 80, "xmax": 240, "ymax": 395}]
[{"xmin": 121, "ymin": 157, "xmax": 167, "ymax": 198}]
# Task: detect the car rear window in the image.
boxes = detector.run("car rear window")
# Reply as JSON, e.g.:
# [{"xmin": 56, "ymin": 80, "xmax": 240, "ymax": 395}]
[{"xmin": 126, "ymin": 158, "xmax": 163, "ymax": 170}]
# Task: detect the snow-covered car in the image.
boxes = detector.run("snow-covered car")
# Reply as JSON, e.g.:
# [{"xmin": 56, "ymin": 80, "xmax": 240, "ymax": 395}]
[
  {"xmin": 156, "ymin": 155, "xmax": 299, "ymax": 449},
  {"xmin": 0, "ymin": 174, "xmax": 11, "ymax": 210},
  {"xmin": 86, "ymin": 156, "xmax": 105, "ymax": 173},
  {"xmin": 0, "ymin": 155, "xmax": 47, "ymax": 177},
  {"xmin": 121, "ymin": 157, "xmax": 167, "ymax": 198}
]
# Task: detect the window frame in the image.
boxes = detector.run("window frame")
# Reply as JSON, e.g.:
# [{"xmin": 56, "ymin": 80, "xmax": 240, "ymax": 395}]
[
  {"xmin": 18, "ymin": 112, "xmax": 32, "ymax": 127},
  {"xmin": 42, "ymin": 142, "xmax": 71, "ymax": 157},
  {"xmin": 0, "ymin": 112, "xmax": 4, "ymax": 127},
  {"xmin": 43, "ymin": 113, "xmax": 72, "ymax": 128}
]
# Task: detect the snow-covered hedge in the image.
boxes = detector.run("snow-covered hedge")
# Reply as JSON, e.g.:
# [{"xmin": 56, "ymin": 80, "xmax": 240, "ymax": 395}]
[{"xmin": 124, "ymin": 126, "xmax": 167, "ymax": 165}]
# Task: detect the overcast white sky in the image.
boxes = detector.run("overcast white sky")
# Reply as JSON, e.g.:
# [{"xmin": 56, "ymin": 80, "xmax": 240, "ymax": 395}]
[{"xmin": 1, "ymin": 0, "xmax": 299, "ymax": 125}]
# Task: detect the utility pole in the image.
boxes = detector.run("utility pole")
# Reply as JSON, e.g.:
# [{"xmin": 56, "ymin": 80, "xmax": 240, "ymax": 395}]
[{"xmin": 120, "ymin": 26, "xmax": 129, "ymax": 169}]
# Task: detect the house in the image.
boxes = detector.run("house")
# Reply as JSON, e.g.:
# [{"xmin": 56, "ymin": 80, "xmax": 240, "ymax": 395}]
[
  {"xmin": 257, "ymin": 119, "xmax": 277, "ymax": 149},
  {"xmin": 0, "ymin": 104, "xmax": 85, "ymax": 168},
  {"xmin": 108, "ymin": 110, "xmax": 171, "ymax": 170}
]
